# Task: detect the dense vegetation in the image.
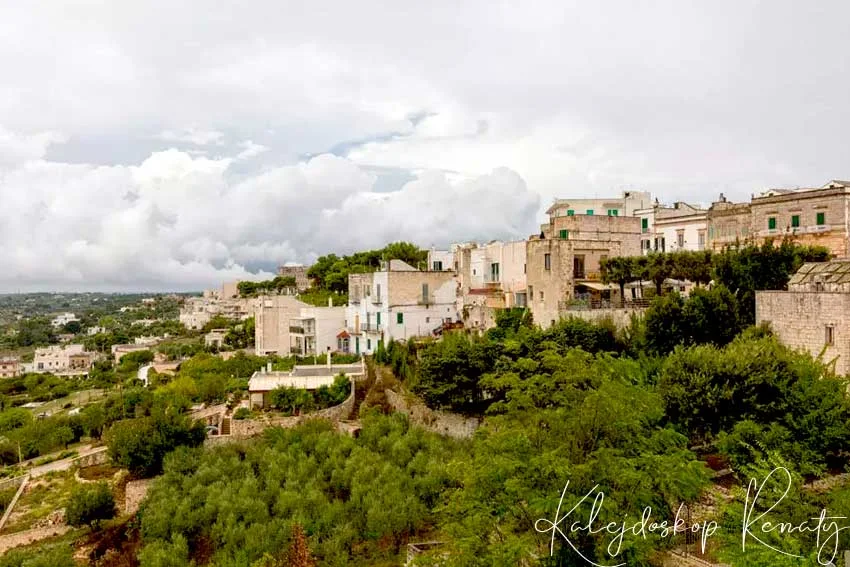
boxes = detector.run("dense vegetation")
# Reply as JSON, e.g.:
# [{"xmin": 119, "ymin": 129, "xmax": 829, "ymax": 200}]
[
  {"xmin": 307, "ymin": 242, "xmax": 428, "ymax": 294},
  {"xmin": 601, "ymin": 238, "xmax": 830, "ymax": 324}
]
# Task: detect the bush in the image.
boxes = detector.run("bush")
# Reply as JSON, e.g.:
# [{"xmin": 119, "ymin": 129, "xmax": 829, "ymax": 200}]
[
  {"xmin": 65, "ymin": 482, "xmax": 116, "ymax": 528},
  {"xmin": 233, "ymin": 407, "xmax": 251, "ymax": 420}
]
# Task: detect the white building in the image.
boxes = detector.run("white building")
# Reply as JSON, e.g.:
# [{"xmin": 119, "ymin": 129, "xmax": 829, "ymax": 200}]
[
  {"xmin": 247, "ymin": 358, "xmax": 363, "ymax": 409},
  {"xmin": 33, "ymin": 344, "xmax": 94, "ymax": 375},
  {"xmin": 634, "ymin": 201, "xmax": 707, "ymax": 254},
  {"xmin": 429, "ymin": 240, "xmax": 528, "ymax": 332},
  {"xmin": 346, "ymin": 260, "xmax": 459, "ymax": 355},
  {"xmin": 254, "ymin": 295, "xmax": 310, "ymax": 356},
  {"xmin": 289, "ymin": 304, "xmax": 347, "ymax": 356},
  {"xmin": 51, "ymin": 313, "xmax": 78, "ymax": 328},
  {"xmin": 545, "ymin": 191, "xmax": 653, "ymax": 220}
]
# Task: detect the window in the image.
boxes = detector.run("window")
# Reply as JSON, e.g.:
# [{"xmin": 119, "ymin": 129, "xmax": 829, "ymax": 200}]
[
  {"xmin": 817, "ymin": 212, "xmax": 826, "ymax": 225},
  {"xmin": 375, "ymin": 283, "xmax": 381, "ymax": 302},
  {"xmin": 677, "ymin": 231, "xmax": 684, "ymax": 248},
  {"xmin": 523, "ymin": 263, "xmax": 526, "ymax": 274},
  {"xmin": 653, "ymin": 238, "xmax": 658, "ymax": 251},
  {"xmin": 768, "ymin": 217, "xmax": 776, "ymax": 230},
  {"xmin": 567, "ymin": 209, "xmax": 575, "ymax": 216},
  {"xmin": 559, "ymin": 229, "xmax": 569, "ymax": 239},
  {"xmin": 397, "ymin": 312, "xmax": 403, "ymax": 324},
  {"xmin": 528, "ymin": 285, "xmax": 533, "ymax": 300},
  {"xmin": 607, "ymin": 209, "xmax": 618, "ymax": 216},
  {"xmin": 586, "ymin": 209, "xmax": 594, "ymax": 216},
  {"xmin": 376, "ymin": 312, "xmax": 381, "ymax": 326},
  {"xmin": 421, "ymin": 283, "xmax": 429, "ymax": 302},
  {"xmin": 539, "ymin": 291, "xmax": 544, "ymax": 300},
  {"xmin": 641, "ymin": 218, "xmax": 648, "ymax": 233},
  {"xmin": 433, "ymin": 260, "xmax": 443, "ymax": 271},
  {"xmin": 826, "ymin": 325, "xmax": 835, "ymax": 346},
  {"xmin": 490, "ymin": 262, "xmax": 500, "ymax": 282},
  {"xmin": 544, "ymin": 253, "xmax": 551, "ymax": 270},
  {"xmin": 698, "ymin": 231, "xmax": 706, "ymax": 249},
  {"xmin": 660, "ymin": 237, "xmax": 666, "ymax": 252},
  {"xmin": 791, "ymin": 215, "xmax": 800, "ymax": 228},
  {"xmin": 367, "ymin": 339, "xmax": 371, "ymax": 350}
]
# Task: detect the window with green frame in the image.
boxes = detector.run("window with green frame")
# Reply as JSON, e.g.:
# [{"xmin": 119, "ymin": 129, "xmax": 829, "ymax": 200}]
[
  {"xmin": 607, "ymin": 209, "xmax": 618, "ymax": 216},
  {"xmin": 817, "ymin": 212, "xmax": 826, "ymax": 225},
  {"xmin": 376, "ymin": 312, "xmax": 381, "ymax": 326},
  {"xmin": 641, "ymin": 218, "xmax": 648, "ymax": 232},
  {"xmin": 559, "ymin": 229, "xmax": 569, "ymax": 239},
  {"xmin": 586, "ymin": 209, "xmax": 594, "ymax": 215},
  {"xmin": 791, "ymin": 215, "xmax": 800, "ymax": 228},
  {"xmin": 397, "ymin": 312, "xmax": 403, "ymax": 324},
  {"xmin": 566, "ymin": 209, "xmax": 575, "ymax": 216},
  {"xmin": 768, "ymin": 217, "xmax": 776, "ymax": 230}
]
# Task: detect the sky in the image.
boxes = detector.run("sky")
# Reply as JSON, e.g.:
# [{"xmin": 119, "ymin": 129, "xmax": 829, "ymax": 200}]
[{"xmin": 1, "ymin": 1, "xmax": 849, "ymax": 292}]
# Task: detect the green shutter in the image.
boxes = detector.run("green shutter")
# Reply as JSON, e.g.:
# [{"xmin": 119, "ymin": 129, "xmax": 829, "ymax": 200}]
[
  {"xmin": 559, "ymin": 229, "xmax": 568, "ymax": 239},
  {"xmin": 586, "ymin": 209, "xmax": 594, "ymax": 216},
  {"xmin": 791, "ymin": 215, "xmax": 800, "ymax": 228},
  {"xmin": 768, "ymin": 217, "xmax": 776, "ymax": 230},
  {"xmin": 641, "ymin": 218, "xmax": 648, "ymax": 229},
  {"xmin": 567, "ymin": 209, "xmax": 574, "ymax": 216},
  {"xmin": 397, "ymin": 312, "xmax": 403, "ymax": 324},
  {"xmin": 376, "ymin": 312, "xmax": 381, "ymax": 326},
  {"xmin": 817, "ymin": 212, "xmax": 826, "ymax": 225}
]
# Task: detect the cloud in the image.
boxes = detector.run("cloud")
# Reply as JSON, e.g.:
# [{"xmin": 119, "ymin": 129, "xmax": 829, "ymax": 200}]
[
  {"xmin": 0, "ymin": 139, "xmax": 540, "ymax": 291},
  {"xmin": 156, "ymin": 128, "xmax": 226, "ymax": 146},
  {"xmin": 236, "ymin": 140, "xmax": 269, "ymax": 160}
]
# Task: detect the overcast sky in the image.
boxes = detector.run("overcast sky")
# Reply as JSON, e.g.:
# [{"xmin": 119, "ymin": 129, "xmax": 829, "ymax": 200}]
[{"xmin": 1, "ymin": 1, "xmax": 849, "ymax": 292}]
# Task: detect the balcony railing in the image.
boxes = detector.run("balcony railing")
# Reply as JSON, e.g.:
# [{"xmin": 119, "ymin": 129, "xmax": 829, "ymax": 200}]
[
  {"xmin": 361, "ymin": 323, "xmax": 382, "ymax": 332},
  {"xmin": 483, "ymin": 274, "xmax": 501, "ymax": 284},
  {"xmin": 371, "ymin": 296, "xmax": 383, "ymax": 304},
  {"xmin": 417, "ymin": 294, "xmax": 436, "ymax": 305},
  {"xmin": 289, "ymin": 326, "xmax": 314, "ymax": 335},
  {"xmin": 559, "ymin": 298, "xmax": 651, "ymax": 311}
]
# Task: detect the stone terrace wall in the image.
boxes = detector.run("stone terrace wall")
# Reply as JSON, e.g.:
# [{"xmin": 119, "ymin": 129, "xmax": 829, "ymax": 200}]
[
  {"xmin": 385, "ymin": 389, "xmax": 480, "ymax": 439},
  {"xmin": 561, "ymin": 308, "xmax": 645, "ymax": 330},
  {"xmin": 123, "ymin": 479, "xmax": 154, "ymax": 516},
  {"xmin": 0, "ymin": 525, "xmax": 72, "ymax": 555}
]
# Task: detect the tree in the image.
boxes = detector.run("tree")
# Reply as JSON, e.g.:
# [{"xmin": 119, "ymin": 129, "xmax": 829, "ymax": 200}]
[
  {"xmin": 645, "ymin": 252, "xmax": 675, "ymax": 295},
  {"xmin": 600, "ymin": 256, "xmax": 636, "ymax": 305},
  {"xmin": 65, "ymin": 482, "xmax": 116, "ymax": 528}
]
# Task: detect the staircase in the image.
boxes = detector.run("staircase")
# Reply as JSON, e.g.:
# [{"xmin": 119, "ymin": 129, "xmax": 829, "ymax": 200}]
[{"xmin": 220, "ymin": 418, "xmax": 231, "ymax": 436}]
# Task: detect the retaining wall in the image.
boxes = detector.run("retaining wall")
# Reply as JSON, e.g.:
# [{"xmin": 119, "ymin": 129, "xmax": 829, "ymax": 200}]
[{"xmin": 385, "ymin": 389, "xmax": 480, "ymax": 439}]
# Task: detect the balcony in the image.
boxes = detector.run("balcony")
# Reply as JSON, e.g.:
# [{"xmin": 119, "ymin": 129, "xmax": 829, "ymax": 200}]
[
  {"xmin": 417, "ymin": 294, "xmax": 436, "ymax": 306},
  {"xmin": 371, "ymin": 296, "xmax": 383, "ymax": 305},
  {"xmin": 575, "ymin": 271, "xmax": 602, "ymax": 281},
  {"xmin": 361, "ymin": 323, "xmax": 382, "ymax": 333},
  {"xmin": 559, "ymin": 298, "xmax": 650, "ymax": 311}
]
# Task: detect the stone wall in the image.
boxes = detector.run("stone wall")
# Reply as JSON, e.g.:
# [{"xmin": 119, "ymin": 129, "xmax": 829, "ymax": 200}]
[
  {"xmin": 560, "ymin": 308, "xmax": 645, "ymax": 330},
  {"xmin": 385, "ymin": 389, "xmax": 480, "ymax": 439},
  {"xmin": 0, "ymin": 525, "xmax": 72, "ymax": 554},
  {"xmin": 756, "ymin": 290, "xmax": 850, "ymax": 376},
  {"xmin": 69, "ymin": 449, "xmax": 109, "ymax": 469},
  {"xmin": 123, "ymin": 479, "xmax": 154, "ymax": 515}
]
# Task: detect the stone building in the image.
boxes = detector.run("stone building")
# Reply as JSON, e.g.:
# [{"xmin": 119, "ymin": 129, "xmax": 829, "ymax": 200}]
[
  {"xmin": 277, "ymin": 265, "xmax": 312, "ymax": 292},
  {"xmin": 545, "ymin": 190, "xmax": 653, "ymax": 220},
  {"xmin": 748, "ymin": 180, "xmax": 850, "ymax": 256},
  {"xmin": 526, "ymin": 211, "xmax": 641, "ymax": 329},
  {"xmin": 706, "ymin": 195, "xmax": 752, "ymax": 250},
  {"xmin": 346, "ymin": 260, "xmax": 458, "ymax": 354},
  {"xmin": 0, "ymin": 356, "xmax": 20, "ymax": 378},
  {"xmin": 756, "ymin": 260, "xmax": 850, "ymax": 376}
]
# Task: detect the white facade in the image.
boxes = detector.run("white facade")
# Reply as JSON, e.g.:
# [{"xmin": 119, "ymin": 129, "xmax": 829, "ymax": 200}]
[
  {"xmin": 635, "ymin": 202, "xmax": 707, "ymax": 255},
  {"xmin": 289, "ymin": 305, "xmax": 347, "ymax": 356},
  {"xmin": 346, "ymin": 261, "xmax": 459, "ymax": 355},
  {"xmin": 51, "ymin": 313, "xmax": 78, "ymax": 327},
  {"xmin": 33, "ymin": 344, "xmax": 93, "ymax": 374},
  {"xmin": 427, "ymin": 249, "xmax": 455, "ymax": 272},
  {"xmin": 546, "ymin": 191, "xmax": 653, "ymax": 219}
]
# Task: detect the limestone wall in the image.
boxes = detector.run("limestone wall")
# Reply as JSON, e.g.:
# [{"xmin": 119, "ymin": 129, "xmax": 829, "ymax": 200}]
[
  {"xmin": 756, "ymin": 290, "xmax": 850, "ymax": 376},
  {"xmin": 385, "ymin": 389, "xmax": 480, "ymax": 439},
  {"xmin": 560, "ymin": 308, "xmax": 645, "ymax": 330},
  {"xmin": 0, "ymin": 525, "xmax": 72, "ymax": 554}
]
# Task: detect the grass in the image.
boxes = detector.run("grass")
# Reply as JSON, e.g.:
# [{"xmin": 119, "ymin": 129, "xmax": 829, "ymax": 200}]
[
  {"xmin": 76, "ymin": 464, "xmax": 121, "ymax": 482},
  {"xmin": 33, "ymin": 388, "xmax": 109, "ymax": 416},
  {"xmin": 1, "ymin": 470, "xmax": 78, "ymax": 534}
]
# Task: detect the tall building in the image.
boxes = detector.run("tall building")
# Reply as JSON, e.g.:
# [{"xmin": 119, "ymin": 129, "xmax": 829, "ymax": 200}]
[
  {"xmin": 346, "ymin": 260, "xmax": 458, "ymax": 354},
  {"xmin": 526, "ymin": 205, "xmax": 642, "ymax": 328},
  {"xmin": 277, "ymin": 265, "xmax": 312, "ymax": 292},
  {"xmin": 254, "ymin": 295, "xmax": 310, "ymax": 356}
]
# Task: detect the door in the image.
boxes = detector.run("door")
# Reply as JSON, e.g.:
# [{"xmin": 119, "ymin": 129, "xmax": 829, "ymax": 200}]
[{"xmin": 355, "ymin": 337, "xmax": 360, "ymax": 354}]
